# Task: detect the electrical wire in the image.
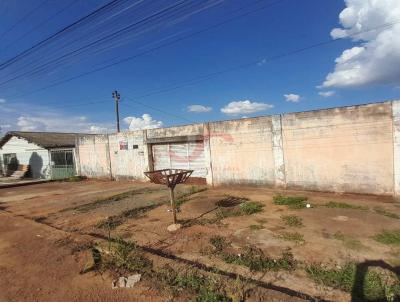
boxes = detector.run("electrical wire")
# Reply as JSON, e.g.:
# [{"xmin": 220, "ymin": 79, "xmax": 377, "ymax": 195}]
[
  {"xmin": 1, "ymin": 0, "xmax": 278, "ymax": 94},
  {"xmin": 1, "ymin": 0, "xmax": 80, "ymax": 52},
  {"xmin": 0, "ymin": 0, "xmax": 48, "ymax": 40}
]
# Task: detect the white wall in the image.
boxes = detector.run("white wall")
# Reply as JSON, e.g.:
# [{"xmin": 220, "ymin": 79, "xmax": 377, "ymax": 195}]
[
  {"xmin": 108, "ymin": 131, "xmax": 147, "ymax": 180},
  {"xmin": 0, "ymin": 136, "xmax": 50, "ymax": 178}
]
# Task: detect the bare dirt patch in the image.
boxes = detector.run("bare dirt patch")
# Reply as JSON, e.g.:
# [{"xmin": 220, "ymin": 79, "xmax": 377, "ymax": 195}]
[{"xmin": 1, "ymin": 181, "xmax": 400, "ymax": 301}]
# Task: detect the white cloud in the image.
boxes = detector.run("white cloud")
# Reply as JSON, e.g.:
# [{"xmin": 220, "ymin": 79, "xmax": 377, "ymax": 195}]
[
  {"xmin": 0, "ymin": 98, "xmax": 6, "ymax": 104},
  {"xmin": 89, "ymin": 125, "xmax": 109, "ymax": 134},
  {"xmin": 322, "ymin": 0, "xmax": 400, "ymax": 88},
  {"xmin": 257, "ymin": 58, "xmax": 266, "ymax": 66},
  {"xmin": 187, "ymin": 104, "xmax": 212, "ymax": 113},
  {"xmin": 17, "ymin": 116, "xmax": 47, "ymax": 131},
  {"xmin": 123, "ymin": 114, "xmax": 163, "ymax": 130},
  {"xmin": 0, "ymin": 99, "xmax": 113, "ymax": 133},
  {"xmin": 284, "ymin": 93, "xmax": 301, "ymax": 103},
  {"xmin": 318, "ymin": 91, "xmax": 336, "ymax": 98},
  {"xmin": 221, "ymin": 100, "xmax": 273, "ymax": 116}
]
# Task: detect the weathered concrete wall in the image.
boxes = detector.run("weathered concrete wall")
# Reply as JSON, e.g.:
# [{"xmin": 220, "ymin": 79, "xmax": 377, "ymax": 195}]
[
  {"xmin": 0, "ymin": 136, "xmax": 50, "ymax": 178},
  {"xmin": 209, "ymin": 117, "xmax": 276, "ymax": 185},
  {"xmin": 75, "ymin": 101, "xmax": 399, "ymax": 196},
  {"xmin": 77, "ymin": 135, "xmax": 111, "ymax": 178},
  {"xmin": 392, "ymin": 100, "xmax": 400, "ymax": 197},
  {"xmin": 282, "ymin": 102, "xmax": 394, "ymax": 195},
  {"xmin": 146, "ymin": 124, "xmax": 203, "ymax": 139},
  {"xmin": 108, "ymin": 131, "xmax": 147, "ymax": 180}
]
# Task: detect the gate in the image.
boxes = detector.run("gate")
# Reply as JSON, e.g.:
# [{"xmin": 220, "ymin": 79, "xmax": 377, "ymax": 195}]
[{"xmin": 50, "ymin": 149, "xmax": 76, "ymax": 179}]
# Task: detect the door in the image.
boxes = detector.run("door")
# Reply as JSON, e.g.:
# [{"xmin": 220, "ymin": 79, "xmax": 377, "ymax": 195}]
[
  {"xmin": 50, "ymin": 149, "xmax": 76, "ymax": 179},
  {"xmin": 152, "ymin": 141, "xmax": 206, "ymax": 178}
]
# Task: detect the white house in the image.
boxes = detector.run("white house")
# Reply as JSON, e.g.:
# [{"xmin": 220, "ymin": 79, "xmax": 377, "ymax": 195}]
[{"xmin": 0, "ymin": 131, "xmax": 82, "ymax": 179}]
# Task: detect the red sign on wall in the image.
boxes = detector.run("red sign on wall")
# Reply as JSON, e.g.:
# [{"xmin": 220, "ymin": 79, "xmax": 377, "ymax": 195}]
[{"xmin": 119, "ymin": 141, "xmax": 128, "ymax": 150}]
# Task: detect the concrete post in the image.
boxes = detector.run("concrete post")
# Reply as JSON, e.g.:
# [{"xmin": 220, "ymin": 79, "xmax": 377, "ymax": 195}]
[
  {"xmin": 392, "ymin": 100, "xmax": 400, "ymax": 198},
  {"xmin": 271, "ymin": 115, "xmax": 286, "ymax": 188},
  {"xmin": 203, "ymin": 123, "xmax": 214, "ymax": 186}
]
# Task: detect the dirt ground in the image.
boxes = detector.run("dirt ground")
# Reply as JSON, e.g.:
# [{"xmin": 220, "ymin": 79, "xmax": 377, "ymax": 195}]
[{"xmin": 0, "ymin": 179, "xmax": 399, "ymax": 301}]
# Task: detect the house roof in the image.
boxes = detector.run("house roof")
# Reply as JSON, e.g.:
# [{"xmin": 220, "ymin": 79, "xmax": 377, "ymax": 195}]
[{"xmin": 0, "ymin": 131, "xmax": 89, "ymax": 149}]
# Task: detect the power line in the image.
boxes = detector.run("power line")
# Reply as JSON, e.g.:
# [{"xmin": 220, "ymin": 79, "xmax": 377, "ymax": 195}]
[
  {"xmin": 0, "ymin": 0, "xmax": 210, "ymax": 87},
  {"xmin": 1, "ymin": 0, "xmax": 79, "ymax": 52},
  {"xmin": 4, "ymin": 0, "xmax": 284, "ymax": 97},
  {"xmin": 0, "ymin": 0, "xmax": 124, "ymax": 70},
  {"xmin": 6, "ymin": 6, "xmax": 400, "ymax": 100},
  {"xmin": 3, "ymin": 5, "xmax": 399, "ymax": 118},
  {"xmin": 0, "ymin": 0, "xmax": 48, "ymax": 41}
]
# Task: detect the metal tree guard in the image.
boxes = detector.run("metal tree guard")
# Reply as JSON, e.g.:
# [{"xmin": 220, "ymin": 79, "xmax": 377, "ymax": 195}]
[{"xmin": 144, "ymin": 169, "xmax": 193, "ymax": 224}]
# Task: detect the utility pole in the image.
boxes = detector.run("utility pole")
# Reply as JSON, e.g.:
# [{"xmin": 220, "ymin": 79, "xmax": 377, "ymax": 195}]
[{"xmin": 112, "ymin": 90, "xmax": 121, "ymax": 132}]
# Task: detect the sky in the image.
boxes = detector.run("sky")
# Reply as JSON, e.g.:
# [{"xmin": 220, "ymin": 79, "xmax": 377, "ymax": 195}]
[{"xmin": 0, "ymin": 0, "xmax": 399, "ymax": 134}]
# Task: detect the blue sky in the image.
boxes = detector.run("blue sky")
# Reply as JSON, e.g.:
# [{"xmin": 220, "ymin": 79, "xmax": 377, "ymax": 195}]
[{"xmin": 0, "ymin": 0, "xmax": 399, "ymax": 133}]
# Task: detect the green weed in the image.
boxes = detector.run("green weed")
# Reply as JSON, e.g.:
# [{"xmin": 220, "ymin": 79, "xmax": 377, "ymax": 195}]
[
  {"xmin": 217, "ymin": 201, "xmax": 264, "ymax": 218},
  {"xmin": 240, "ymin": 202, "xmax": 264, "ymax": 214},
  {"xmin": 222, "ymin": 247, "xmax": 296, "ymax": 272},
  {"xmin": 281, "ymin": 215, "xmax": 303, "ymax": 227},
  {"xmin": 332, "ymin": 232, "xmax": 364, "ymax": 250},
  {"xmin": 65, "ymin": 175, "xmax": 86, "ymax": 182},
  {"xmin": 96, "ymin": 203, "xmax": 159, "ymax": 230},
  {"xmin": 209, "ymin": 235, "xmax": 229, "ymax": 252},
  {"xmin": 306, "ymin": 263, "xmax": 400, "ymax": 301},
  {"xmin": 374, "ymin": 230, "xmax": 400, "ymax": 246},
  {"xmin": 273, "ymin": 195, "xmax": 308, "ymax": 209},
  {"xmin": 100, "ymin": 237, "xmax": 153, "ymax": 275},
  {"xmin": 278, "ymin": 232, "xmax": 305, "ymax": 244},
  {"xmin": 373, "ymin": 206, "xmax": 400, "ymax": 219},
  {"xmin": 249, "ymin": 224, "xmax": 265, "ymax": 230},
  {"xmin": 154, "ymin": 265, "xmax": 231, "ymax": 301},
  {"xmin": 324, "ymin": 201, "xmax": 368, "ymax": 210}
]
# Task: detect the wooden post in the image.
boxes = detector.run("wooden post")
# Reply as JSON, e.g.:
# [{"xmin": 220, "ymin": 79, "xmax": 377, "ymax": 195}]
[{"xmin": 169, "ymin": 187, "xmax": 177, "ymax": 224}]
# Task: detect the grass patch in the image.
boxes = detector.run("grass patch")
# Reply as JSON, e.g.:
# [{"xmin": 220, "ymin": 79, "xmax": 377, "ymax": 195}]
[
  {"xmin": 278, "ymin": 232, "xmax": 305, "ymax": 244},
  {"xmin": 373, "ymin": 206, "xmax": 400, "ymax": 219},
  {"xmin": 73, "ymin": 187, "xmax": 162, "ymax": 213},
  {"xmin": 332, "ymin": 231, "xmax": 364, "ymax": 250},
  {"xmin": 99, "ymin": 237, "xmax": 153, "ymax": 275},
  {"xmin": 209, "ymin": 237, "xmax": 296, "ymax": 272},
  {"xmin": 216, "ymin": 201, "xmax": 264, "ymax": 218},
  {"xmin": 273, "ymin": 195, "xmax": 308, "ymax": 209},
  {"xmin": 65, "ymin": 175, "xmax": 86, "ymax": 182},
  {"xmin": 183, "ymin": 201, "xmax": 264, "ymax": 228},
  {"xmin": 222, "ymin": 247, "xmax": 296, "ymax": 272},
  {"xmin": 306, "ymin": 263, "xmax": 400, "ymax": 301},
  {"xmin": 281, "ymin": 215, "xmax": 303, "ymax": 227},
  {"xmin": 97, "ymin": 203, "xmax": 159, "ymax": 230},
  {"xmin": 92, "ymin": 237, "xmax": 252, "ymax": 301},
  {"xmin": 209, "ymin": 235, "xmax": 229, "ymax": 252},
  {"xmin": 324, "ymin": 201, "xmax": 368, "ymax": 210},
  {"xmin": 249, "ymin": 224, "xmax": 265, "ymax": 230},
  {"xmin": 155, "ymin": 265, "xmax": 231, "ymax": 301},
  {"xmin": 374, "ymin": 230, "xmax": 400, "ymax": 246}
]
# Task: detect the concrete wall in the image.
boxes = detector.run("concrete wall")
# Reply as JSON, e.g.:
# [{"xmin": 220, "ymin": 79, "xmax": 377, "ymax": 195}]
[
  {"xmin": 208, "ymin": 117, "xmax": 276, "ymax": 185},
  {"xmin": 75, "ymin": 100, "xmax": 400, "ymax": 196},
  {"xmin": 282, "ymin": 102, "xmax": 394, "ymax": 195},
  {"xmin": 108, "ymin": 131, "xmax": 147, "ymax": 180},
  {"xmin": 0, "ymin": 136, "xmax": 50, "ymax": 178},
  {"xmin": 76, "ymin": 135, "xmax": 111, "ymax": 178}
]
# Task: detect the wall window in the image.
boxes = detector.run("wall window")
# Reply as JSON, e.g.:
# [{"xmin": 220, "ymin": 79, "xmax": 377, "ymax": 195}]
[{"xmin": 3, "ymin": 153, "xmax": 18, "ymax": 170}]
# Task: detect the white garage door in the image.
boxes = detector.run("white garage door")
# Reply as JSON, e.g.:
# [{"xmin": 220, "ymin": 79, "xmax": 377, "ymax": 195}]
[{"xmin": 152, "ymin": 141, "xmax": 206, "ymax": 178}]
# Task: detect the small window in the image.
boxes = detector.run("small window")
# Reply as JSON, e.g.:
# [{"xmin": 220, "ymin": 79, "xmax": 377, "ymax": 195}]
[
  {"xmin": 3, "ymin": 153, "xmax": 18, "ymax": 170},
  {"xmin": 132, "ymin": 144, "xmax": 139, "ymax": 149}
]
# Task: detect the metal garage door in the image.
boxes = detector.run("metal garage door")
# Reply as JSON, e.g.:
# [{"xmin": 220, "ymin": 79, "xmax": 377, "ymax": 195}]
[{"xmin": 152, "ymin": 141, "xmax": 206, "ymax": 177}]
